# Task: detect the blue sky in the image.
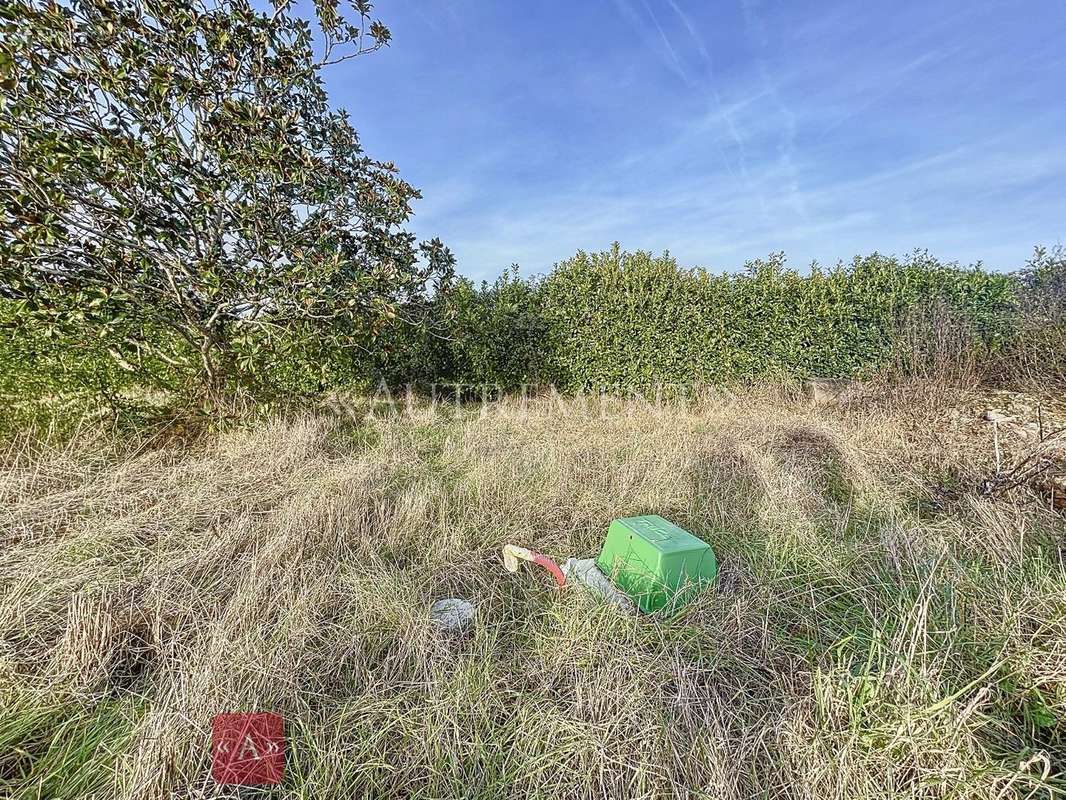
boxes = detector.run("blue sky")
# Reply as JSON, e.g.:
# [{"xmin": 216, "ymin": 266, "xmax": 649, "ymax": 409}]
[{"xmin": 328, "ymin": 0, "xmax": 1066, "ymax": 279}]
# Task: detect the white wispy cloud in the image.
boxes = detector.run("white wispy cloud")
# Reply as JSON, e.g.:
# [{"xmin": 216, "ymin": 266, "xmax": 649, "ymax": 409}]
[
  {"xmin": 639, "ymin": 0, "xmax": 691, "ymax": 83},
  {"xmin": 611, "ymin": 0, "xmax": 692, "ymax": 84},
  {"xmin": 666, "ymin": 0, "xmax": 710, "ymax": 64}
]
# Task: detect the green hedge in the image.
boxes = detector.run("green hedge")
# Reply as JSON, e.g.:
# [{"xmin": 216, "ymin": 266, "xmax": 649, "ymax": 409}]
[{"xmin": 375, "ymin": 246, "xmax": 1019, "ymax": 390}]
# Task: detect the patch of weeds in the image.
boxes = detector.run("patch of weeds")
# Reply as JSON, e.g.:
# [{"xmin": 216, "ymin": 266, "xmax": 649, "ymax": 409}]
[
  {"xmin": 773, "ymin": 426, "xmax": 855, "ymax": 507},
  {"xmin": 736, "ymin": 538, "xmax": 881, "ymax": 660},
  {"xmin": 999, "ymin": 678, "xmax": 1061, "ymax": 738},
  {"xmin": 685, "ymin": 440, "xmax": 765, "ymax": 545},
  {"xmin": 823, "ymin": 457, "xmax": 854, "ymax": 506},
  {"xmin": 324, "ymin": 416, "xmax": 382, "ymax": 456},
  {"xmin": 0, "ymin": 692, "xmax": 144, "ymax": 799},
  {"xmin": 840, "ymin": 497, "xmax": 897, "ymax": 543},
  {"xmin": 906, "ymin": 466, "xmax": 971, "ymax": 521},
  {"xmin": 412, "ymin": 422, "xmax": 468, "ymax": 492}
]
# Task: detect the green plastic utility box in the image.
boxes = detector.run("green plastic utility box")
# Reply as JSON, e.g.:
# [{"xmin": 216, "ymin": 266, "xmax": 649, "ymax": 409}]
[{"xmin": 595, "ymin": 515, "xmax": 717, "ymax": 613}]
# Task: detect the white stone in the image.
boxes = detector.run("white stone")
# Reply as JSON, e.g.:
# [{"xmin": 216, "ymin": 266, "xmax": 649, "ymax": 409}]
[{"xmin": 430, "ymin": 598, "xmax": 475, "ymax": 634}]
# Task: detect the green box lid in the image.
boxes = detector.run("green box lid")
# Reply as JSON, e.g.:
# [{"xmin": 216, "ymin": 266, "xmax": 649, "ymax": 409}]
[{"xmin": 595, "ymin": 515, "xmax": 717, "ymax": 613}]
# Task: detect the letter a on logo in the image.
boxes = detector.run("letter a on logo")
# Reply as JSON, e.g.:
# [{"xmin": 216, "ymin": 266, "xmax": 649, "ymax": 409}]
[{"xmin": 212, "ymin": 712, "xmax": 285, "ymax": 785}]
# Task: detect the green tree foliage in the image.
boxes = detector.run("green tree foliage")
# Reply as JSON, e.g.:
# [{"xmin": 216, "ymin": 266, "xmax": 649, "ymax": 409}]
[
  {"xmin": 372, "ymin": 266, "xmax": 549, "ymax": 391},
  {"xmin": 0, "ymin": 0, "xmax": 453, "ymax": 404},
  {"xmin": 447, "ymin": 267, "xmax": 548, "ymax": 387}
]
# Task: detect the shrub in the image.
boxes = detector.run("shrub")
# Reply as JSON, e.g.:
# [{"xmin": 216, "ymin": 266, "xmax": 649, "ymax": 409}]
[{"xmin": 1003, "ymin": 246, "xmax": 1066, "ymax": 386}]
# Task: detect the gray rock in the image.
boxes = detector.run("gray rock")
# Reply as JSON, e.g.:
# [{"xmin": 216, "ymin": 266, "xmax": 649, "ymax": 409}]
[
  {"xmin": 430, "ymin": 598, "xmax": 475, "ymax": 634},
  {"xmin": 983, "ymin": 409, "xmax": 1014, "ymax": 423}
]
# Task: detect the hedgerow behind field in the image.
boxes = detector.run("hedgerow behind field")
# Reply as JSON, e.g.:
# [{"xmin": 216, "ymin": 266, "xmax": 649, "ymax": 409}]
[{"xmin": 372, "ymin": 245, "xmax": 1030, "ymax": 390}]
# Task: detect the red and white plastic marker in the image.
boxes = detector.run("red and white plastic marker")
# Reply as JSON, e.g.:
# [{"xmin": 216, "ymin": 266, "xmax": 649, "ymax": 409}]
[{"xmin": 501, "ymin": 544, "xmax": 566, "ymax": 587}]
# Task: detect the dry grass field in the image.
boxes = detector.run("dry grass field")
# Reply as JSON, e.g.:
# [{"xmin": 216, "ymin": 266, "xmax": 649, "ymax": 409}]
[{"xmin": 1, "ymin": 385, "xmax": 1064, "ymax": 799}]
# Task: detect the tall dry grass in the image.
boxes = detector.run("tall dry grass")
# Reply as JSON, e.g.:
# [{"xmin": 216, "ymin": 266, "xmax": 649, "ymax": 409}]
[{"xmin": 0, "ymin": 387, "xmax": 1063, "ymax": 798}]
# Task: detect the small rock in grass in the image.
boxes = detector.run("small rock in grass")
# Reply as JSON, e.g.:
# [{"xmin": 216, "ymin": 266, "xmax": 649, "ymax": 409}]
[
  {"xmin": 1019, "ymin": 422, "xmax": 1041, "ymax": 441},
  {"xmin": 430, "ymin": 598, "xmax": 475, "ymax": 634},
  {"xmin": 983, "ymin": 409, "xmax": 1014, "ymax": 423}
]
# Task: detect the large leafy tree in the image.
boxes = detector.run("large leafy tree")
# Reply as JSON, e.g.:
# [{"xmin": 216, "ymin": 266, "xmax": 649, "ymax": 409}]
[{"xmin": 0, "ymin": 0, "xmax": 453, "ymax": 400}]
